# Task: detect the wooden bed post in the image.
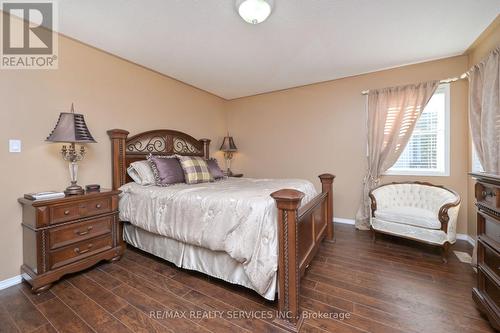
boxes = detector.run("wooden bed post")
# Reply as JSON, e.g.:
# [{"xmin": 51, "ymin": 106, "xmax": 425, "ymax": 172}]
[
  {"xmin": 107, "ymin": 129, "xmax": 129, "ymax": 190},
  {"xmin": 200, "ymin": 138, "xmax": 211, "ymax": 159},
  {"xmin": 319, "ymin": 174, "xmax": 335, "ymax": 242},
  {"xmin": 271, "ymin": 189, "xmax": 305, "ymax": 333}
]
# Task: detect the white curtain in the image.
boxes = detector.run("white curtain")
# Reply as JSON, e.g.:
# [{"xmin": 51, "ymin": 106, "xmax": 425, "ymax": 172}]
[
  {"xmin": 469, "ymin": 46, "xmax": 500, "ymax": 173},
  {"xmin": 469, "ymin": 46, "xmax": 500, "ymax": 267},
  {"xmin": 355, "ymin": 81, "xmax": 439, "ymax": 230}
]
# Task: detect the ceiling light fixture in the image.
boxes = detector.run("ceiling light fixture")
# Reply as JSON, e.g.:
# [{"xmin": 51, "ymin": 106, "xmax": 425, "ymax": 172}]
[{"xmin": 237, "ymin": 0, "xmax": 272, "ymax": 25}]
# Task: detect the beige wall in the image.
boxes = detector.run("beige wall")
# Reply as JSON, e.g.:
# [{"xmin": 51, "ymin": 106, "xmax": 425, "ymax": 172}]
[
  {"xmin": 225, "ymin": 15, "xmax": 500, "ymax": 240},
  {"xmin": 465, "ymin": 15, "xmax": 500, "ymax": 236},
  {"xmin": 0, "ymin": 32, "xmax": 226, "ymax": 280},
  {"xmin": 2, "ymin": 14, "xmax": 498, "ymax": 283},
  {"xmin": 226, "ymin": 56, "xmax": 470, "ymax": 234},
  {"xmin": 467, "ymin": 15, "xmax": 500, "ymax": 67}
]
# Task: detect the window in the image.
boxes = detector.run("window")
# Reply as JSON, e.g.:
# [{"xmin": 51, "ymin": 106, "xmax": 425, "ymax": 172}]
[
  {"xmin": 386, "ymin": 84, "xmax": 450, "ymax": 176},
  {"xmin": 472, "ymin": 145, "xmax": 484, "ymax": 173}
]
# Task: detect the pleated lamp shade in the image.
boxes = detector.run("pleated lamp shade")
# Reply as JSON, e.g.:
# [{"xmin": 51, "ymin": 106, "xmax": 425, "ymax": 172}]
[
  {"xmin": 220, "ymin": 136, "xmax": 237, "ymax": 152},
  {"xmin": 46, "ymin": 112, "xmax": 96, "ymax": 143}
]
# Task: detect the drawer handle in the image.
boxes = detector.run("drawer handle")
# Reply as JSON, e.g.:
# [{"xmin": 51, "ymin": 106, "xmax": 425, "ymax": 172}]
[
  {"xmin": 64, "ymin": 210, "xmax": 70, "ymax": 215},
  {"xmin": 74, "ymin": 226, "xmax": 93, "ymax": 236},
  {"xmin": 96, "ymin": 203, "xmax": 102, "ymax": 209},
  {"xmin": 482, "ymin": 191, "xmax": 497, "ymax": 198},
  {"xmin": 74, "ymin": 244, "xmax": 93, "ymax": 255}
]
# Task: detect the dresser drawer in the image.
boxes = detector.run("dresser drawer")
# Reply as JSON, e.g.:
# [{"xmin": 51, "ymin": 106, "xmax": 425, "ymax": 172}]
[
  {"xmin": 478, "ymin": 211, "xmax": 500, "ymax": 248},
  {"xmin": 49, "ymin": 197, "xmax": 112, "ymax": 224},
  {"xmin": 481, "ymin": 240, "xmax": 500, "ymax": 278},
  {"xmin": 48, "ymin": 215, "xmax": 113, "ymax": 250},
  {"xmin": 476, "ymin": 181, "xmax": 500, "ymax": 209},
  {"xmin": 482, "ymin": 272, "xmax": 500, "ymax": 311},
  {"xmin": 49, "ymin": 235, "xmax": 113, "ymax": 270}
]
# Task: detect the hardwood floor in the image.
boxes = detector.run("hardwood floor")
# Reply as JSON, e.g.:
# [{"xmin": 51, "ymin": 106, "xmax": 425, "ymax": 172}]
[{"xmin": 0, "ymin": 223, "xmax": 494, "ymax": 333}]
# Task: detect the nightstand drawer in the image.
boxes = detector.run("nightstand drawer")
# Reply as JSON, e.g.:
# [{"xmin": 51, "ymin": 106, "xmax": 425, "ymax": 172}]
[
  {"xmin": 49, "ymin": 197, "xmax": 112, "ymax": 224},
  {"xmin": 48, "ymin": 215, "xmax": 113, "ymax": 250},
  {"xmin": 49, "ymin": 235, "xmax": 113, "ymax": 270},
  {"xmin": 82, "ymin": 197, "xmax": 112, "ymax": 217},
  {"xmin": 50, "ymin": 203, "xmax": 80, "ymax": 224}
]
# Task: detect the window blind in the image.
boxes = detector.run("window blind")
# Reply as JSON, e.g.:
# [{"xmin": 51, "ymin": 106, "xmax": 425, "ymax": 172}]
[{"xmin": 389, "ymin": 87, "xmax": 447, "ymax": 174}]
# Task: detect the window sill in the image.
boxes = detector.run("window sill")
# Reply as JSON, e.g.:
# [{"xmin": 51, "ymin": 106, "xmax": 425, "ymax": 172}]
[{"xmin": 384, "ymin": 170, "xmax": 450, "ymax": 177}]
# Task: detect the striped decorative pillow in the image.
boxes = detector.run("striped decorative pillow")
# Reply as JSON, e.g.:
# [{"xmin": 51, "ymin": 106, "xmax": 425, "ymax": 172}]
[{"xmin": 176, "ymin": 155, "xmax": 214, "ymax": 184}]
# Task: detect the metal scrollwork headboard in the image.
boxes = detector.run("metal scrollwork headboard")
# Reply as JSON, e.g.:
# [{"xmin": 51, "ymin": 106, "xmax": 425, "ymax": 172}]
[{"xmin": 107, "ymin": 129, "xmax": 211, "ymax": 189}]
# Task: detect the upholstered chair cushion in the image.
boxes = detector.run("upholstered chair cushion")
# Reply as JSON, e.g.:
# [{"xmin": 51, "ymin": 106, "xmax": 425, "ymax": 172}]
[{"xmin": 374, "ymin": 207, "xmax": 441, "ymax": 229}]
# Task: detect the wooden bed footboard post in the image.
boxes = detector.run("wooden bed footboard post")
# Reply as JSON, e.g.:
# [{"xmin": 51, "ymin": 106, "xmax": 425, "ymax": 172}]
[
  {"xmin": 271, "ymin": 189, "xmax": 305, "ymax": 333},
  {"xmin": 107, "ymin": 129, "xmax": 129, "ymax": 190},
  {"xmin": 319, "ymin": 174, "xmax": 335, "ymax": 242}
]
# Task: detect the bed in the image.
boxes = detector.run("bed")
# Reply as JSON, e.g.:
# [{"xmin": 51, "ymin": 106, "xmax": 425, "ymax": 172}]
[{"xmin": 108, "ymin": 129, "xmax": 335, "ymax": 332}]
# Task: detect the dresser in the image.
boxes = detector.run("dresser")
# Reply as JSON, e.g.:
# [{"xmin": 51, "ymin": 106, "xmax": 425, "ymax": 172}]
[
  {"xmin": 19, "ymin": 189, "xmax": 123, "ymax": 293},
  {"xmin": 471, "ymin": 173, "xmax": 500, "ymax": 330}
]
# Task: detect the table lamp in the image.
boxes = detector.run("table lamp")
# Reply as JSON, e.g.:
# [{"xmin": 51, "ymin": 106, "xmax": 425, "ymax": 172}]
[
  {"xmin": 46, "ymin": 104, "xmax": 96, "ymax": 195},
  {"xmin": 219, "ymin": 135, "xmax": 237, "ymax": 176}
]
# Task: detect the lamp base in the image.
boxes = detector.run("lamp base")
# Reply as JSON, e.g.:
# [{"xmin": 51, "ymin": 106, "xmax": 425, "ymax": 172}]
[
  {"xmin": 65, "ymin": 160, "xmax": 84, "ymax": 195},
  {"xmin": 64, "ymin": 183, "xmax": 84, "ymax": 196}
]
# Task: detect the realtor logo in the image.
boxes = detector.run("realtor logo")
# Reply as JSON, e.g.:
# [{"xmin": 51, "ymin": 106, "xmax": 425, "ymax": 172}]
[{"xmin": 1, "ymin": 1, "xmax": 58, "ymax": 69}]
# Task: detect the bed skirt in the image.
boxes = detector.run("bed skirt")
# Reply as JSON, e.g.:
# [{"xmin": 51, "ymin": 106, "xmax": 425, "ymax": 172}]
[{"xmin": 123, "ymin": 223, "xmax": 277, "ymax": 300}]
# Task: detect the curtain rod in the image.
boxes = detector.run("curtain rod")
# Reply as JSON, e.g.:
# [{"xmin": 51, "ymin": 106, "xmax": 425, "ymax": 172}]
[{"xmin": 360, "ymin": 73, "xmax": 468, "ymax": 95}]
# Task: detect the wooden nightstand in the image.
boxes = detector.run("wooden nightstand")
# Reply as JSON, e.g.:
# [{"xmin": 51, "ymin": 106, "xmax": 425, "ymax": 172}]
[
  {"xmin": 19, "ymin": 189, "xmax": 123, "ymax": 293},
  {"xmin": 229, "ymin": 173, "xmax": 243, "ymax": 178}
]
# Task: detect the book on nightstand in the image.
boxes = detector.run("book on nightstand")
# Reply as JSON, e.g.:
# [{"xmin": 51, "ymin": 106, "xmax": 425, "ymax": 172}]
[{"xmin": 24, "ymin": 191, "xmax": 65, "ymax": 201}]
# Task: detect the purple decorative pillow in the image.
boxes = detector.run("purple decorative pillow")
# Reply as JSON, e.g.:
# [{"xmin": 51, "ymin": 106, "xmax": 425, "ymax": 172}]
[
  {"xmin": 147, "ymin": 154, "xmax": 185, "ymax": 186},
  {"xmin": 207, "ymin": 158, "xmax": 225, "ymax": 180}
]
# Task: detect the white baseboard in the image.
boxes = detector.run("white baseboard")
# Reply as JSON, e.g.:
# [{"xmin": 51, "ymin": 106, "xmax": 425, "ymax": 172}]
[
  {"xmin": 456, "ymin": 234, "xmax": 475, "ymax": 246},
  {"xmin": 0, "ymin": 275, "xmax": 22, "ymax": 290},
  {"xmin": 333, "ymin": 217, "xmax": 355, "ymax": 225},
  {"xmin": 332, "ymin": 217, "xmax": 476, "ymax": 247}
]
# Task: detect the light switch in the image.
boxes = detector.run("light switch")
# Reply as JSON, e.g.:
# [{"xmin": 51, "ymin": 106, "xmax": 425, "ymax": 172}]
[{"xmin": 9, "ymin": 139, "xmax": 21, "ymax": 153}]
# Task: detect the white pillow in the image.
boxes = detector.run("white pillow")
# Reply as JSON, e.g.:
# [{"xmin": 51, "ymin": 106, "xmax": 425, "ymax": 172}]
[{"xmin": 127, "ymin": 160, "xmax": 156, "ymax": 186}]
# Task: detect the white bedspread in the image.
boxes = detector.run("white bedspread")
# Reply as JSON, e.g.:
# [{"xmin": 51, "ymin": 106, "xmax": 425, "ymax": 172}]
[{"xmin": 119, "ymin": 177, "xmax": 318, "ymax": 296}]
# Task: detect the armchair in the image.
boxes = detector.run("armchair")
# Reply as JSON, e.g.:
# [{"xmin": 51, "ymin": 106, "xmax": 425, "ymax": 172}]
[{"xmin": 369, "ymin": 182, "xmax": 461, "ymax": 262}]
